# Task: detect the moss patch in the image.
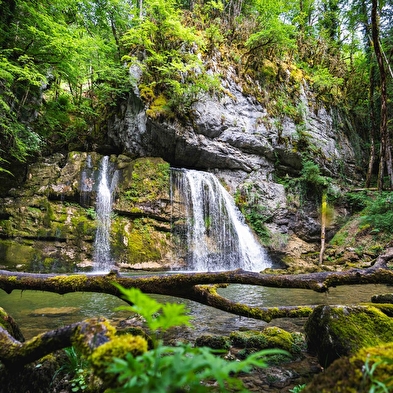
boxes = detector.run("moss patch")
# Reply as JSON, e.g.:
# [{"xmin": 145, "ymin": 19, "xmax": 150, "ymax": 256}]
[
  {"xmin": 89, "ymin": 334, "xmax": 148, "ymax": 379},
  {"xmin": 118, "ymin": 157, "xmax": 170, "ymax": 204},
  {"xmin": 111, "ymin": 217, "xmax": 170, "ymax": 265},
  {"xmin": 229, "ymin": 327, "xmax": 303, "ymax": 355},
  {"xmin": 303, "ymin": 342, "xmax": 393, "ymax": 393}
]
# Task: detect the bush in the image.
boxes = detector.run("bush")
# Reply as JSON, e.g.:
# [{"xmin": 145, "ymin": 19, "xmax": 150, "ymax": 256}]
[{"xmin": 361, "ymin": 192, "xmax": 393, "ymax": 232}]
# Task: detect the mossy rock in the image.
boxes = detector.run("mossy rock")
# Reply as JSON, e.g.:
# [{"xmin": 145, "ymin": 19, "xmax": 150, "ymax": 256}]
[
  {"xmin": 0, "ymin": 355, "xmax": 63, "ymax": 393},
  {"xmin": 195, "ymin": 334, "xmax": 231, "ymax": 350},
  {"xmin": 111, "ymin": 216, "xmax": 171, "ymax": 265},
  {"xmin": 305, "ymin": 305, "xmax": 393, "ymax": 368},
  {"xmin": 0, "ymin": 240, "xmax": 37, "ymax": 267},
  {"xmin": 303, "ymin": 342, "xmax": 393, "ymax": 393},
  {"xmin": 0, "ymin": 307, "xmax": 25, "ymax": 341},
  {"xmin": 89, "ymin": 334, "xmax": 148, "ymax": 380},
  {"xmin": 117, "ymin": 157, "xmax": 170, "ymax": 203},
  {"xmin": 372, "ymin": 293, "xmax": 393, "ymax": 304},
  {"xmin": 229, "ymin": 327, "xmax": 302, "ymax": 354}
]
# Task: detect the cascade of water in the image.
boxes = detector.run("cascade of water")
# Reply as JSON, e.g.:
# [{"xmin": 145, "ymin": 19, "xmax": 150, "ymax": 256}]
[
  {"xmin": 93, "ymin": 156, "xmax": 118, "ymax": 272},
  {"xmin": 171, "ymin": 168, "xmax": 271, "ymax": 272},
  {"xmin": 80, "ymin": 155, "xmax": 94, "ymax": 207}
]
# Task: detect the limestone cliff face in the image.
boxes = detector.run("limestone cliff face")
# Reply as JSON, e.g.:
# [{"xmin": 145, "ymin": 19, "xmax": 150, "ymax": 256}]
[
  {"xmin": 108, "ymin": 67, "xmax": 362, "ymax": 180},
  {"xmin": 0, "ymin": 70, "xmax": 365, "ymax": 272},
  {"xmin": 106, "ymin": 67, "xmax": 363, "ymax": 266}
]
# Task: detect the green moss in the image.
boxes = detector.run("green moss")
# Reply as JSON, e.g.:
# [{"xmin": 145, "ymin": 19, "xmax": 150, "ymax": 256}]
[
  {"xmin": 195, "ymin": 335, "xmax": 231, "ymax": 350},
  {"xmin": 330, "ymin": 230, "xmax": 349, "ymax": 246},
  {"xmin": 72, "ymin": 318, "xmax": 117, "ymax": 358},
  {"xmin": 122, "ymin": 157, "xmax": 170, "ymax": 203},
  {"xmin": 48, "ymin": 275, "xmax": 88, "ymax": 290},
  {"xmin": 230, "ymin": 327, "xmax": 302, "ymax": 355},
  {"xmin": 111, "ymin": 217, "xmax": 169, "ymax": 265},
  {"xmin": 146, "ymin": 94, "xmax": 170, "ymax": 119},
  {"xmin": 70, "ymin": 214, "xmax": 96, "ymax": 238},
  {"xmin": 262, "ymin": 327, "xmax": 294, "ymax": 352},
  {"xmin": 89, "ymin": 334, "xmax": 148, "ymax": 379},
  {"xmin": 305, "ymin": 305, "xmax": 393, "ymax": 367},
  {"xmin": 0, "ymin": 240, "xmax": 36, "ymax": 265},
  {"xmin": 329, "ymin": 306, "xmax": 393, "ymax": 349},
  {"xmin": 303, "ymin": 343, "xmax": 393, "ymax": 393}
]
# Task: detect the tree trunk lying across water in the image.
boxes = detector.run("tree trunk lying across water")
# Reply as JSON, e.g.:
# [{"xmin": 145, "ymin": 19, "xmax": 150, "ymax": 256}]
[
  {"xmin": 0, "ymin": 248, "xmax": 393, "ymax": 367},
  {"xmin": 1, "ymin": 248, "xmax": 393, "ymax": 321}
]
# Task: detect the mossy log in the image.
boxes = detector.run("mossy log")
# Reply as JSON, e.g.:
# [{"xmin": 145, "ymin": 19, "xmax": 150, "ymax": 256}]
[
  {"xmin": 0, "ymin": 249, "xmax": 393, "ymax": 368},
  {"xmin": 1, "ymin": 248, "xmax": 393, "ymax": 322},
  {"xmin": 0, "ymin": 317, "xmax": 113, "ymax": 368}
]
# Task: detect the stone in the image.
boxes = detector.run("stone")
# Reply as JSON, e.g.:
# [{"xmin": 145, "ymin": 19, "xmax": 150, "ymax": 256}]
[
  {"xmin": 29, "ymin": 307, "xmax": 80, "ymax": 317},
  {"xmin": 304, "ymin": 305, "xmax": 393, "ymax": 367},
  {"xmin": 303, "ymin": 342, "xmax": 393, "ymax": 393}
]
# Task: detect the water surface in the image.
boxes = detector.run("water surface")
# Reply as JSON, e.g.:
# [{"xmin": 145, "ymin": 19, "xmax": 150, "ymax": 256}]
[{"xmin": 0, "ymin": 283, "xmax": 390, "ymax": 340}]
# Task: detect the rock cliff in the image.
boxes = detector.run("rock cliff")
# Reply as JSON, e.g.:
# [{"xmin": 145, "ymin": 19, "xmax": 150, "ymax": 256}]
[{"xmin": 0, "ymin": 69, "xmax": 365, "ymax": 272}]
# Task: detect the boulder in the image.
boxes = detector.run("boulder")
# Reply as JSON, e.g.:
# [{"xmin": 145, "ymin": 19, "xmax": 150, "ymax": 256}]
[
  {"xmin": 305, "ymin": 305, "xmax": 393, "ymax": 367},
  {"xmin": 303, "ymin": 342, "xmax": 393, "ymax": 393}
]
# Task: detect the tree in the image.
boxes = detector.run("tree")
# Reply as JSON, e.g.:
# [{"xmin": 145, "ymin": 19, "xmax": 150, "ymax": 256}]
[
  {"xmin": 121, "ymin": 0, "xmax": 219, "ymax": 118},
  {"xmin": 371, "ymin": 0, "xmax": 393, "ymax": 189}
]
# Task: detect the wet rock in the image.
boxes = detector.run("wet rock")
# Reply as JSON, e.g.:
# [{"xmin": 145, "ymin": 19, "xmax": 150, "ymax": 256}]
[
  {"xmin": 372, "ymin": 293, "xmax": 393, "ymax": 304},
  {"xmin": 29, "ymin": 307, "xmax": 80, "ymax": 317},
  {"xmin": 305, "ymin": 305, "xmax": 393, "ymax": 367}
]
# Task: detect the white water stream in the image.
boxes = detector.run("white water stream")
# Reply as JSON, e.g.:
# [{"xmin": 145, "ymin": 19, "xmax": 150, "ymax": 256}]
[
  {"xmin": 171, "ymin": 169, "xmax": 271, "ymax": 272},
  {"xmin": 93, "ymin": 156, "xmax": 118, "ymax": 272}
]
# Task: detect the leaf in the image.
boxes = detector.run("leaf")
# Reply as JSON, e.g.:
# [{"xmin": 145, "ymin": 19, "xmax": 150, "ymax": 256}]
[
  {"xmin": 113, "ymin": 284, "xmax": 161, "ymax": 327},
  {"xmin": 150, "ymin": 302, "xmax": 192, "ymax": 331}
]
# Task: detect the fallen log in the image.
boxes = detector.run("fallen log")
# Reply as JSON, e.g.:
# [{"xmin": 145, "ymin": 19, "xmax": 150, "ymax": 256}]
[
  {"xmin": 0, "ymin": 247, "xmax": 393, "ymax": 321},
  {"xmin": 0, "ymin": 248, "xmax": 393, "ymax": 368},
  {"xmin": 0, "ymin": 317, "xmax": 113, "ymax": 368}
]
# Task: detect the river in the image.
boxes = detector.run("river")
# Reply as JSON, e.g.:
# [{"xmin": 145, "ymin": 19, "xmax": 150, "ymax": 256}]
[{"xmin": 0, "ymin": 282, "xmax": 390, "ymax": 340}]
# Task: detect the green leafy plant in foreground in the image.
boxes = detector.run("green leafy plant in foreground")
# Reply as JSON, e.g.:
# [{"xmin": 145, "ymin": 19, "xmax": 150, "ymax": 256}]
[
  {"xmin": 361, "ymin": 356, "xmax": 393, "ymax": 393},
  {"xmin": 106, "ymin": 285, "xmax": 288, "ymax": 392}
]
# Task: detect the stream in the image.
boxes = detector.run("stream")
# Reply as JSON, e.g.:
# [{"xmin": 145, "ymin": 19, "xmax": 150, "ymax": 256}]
[{"xmin": 0, "ymin": 282, "xmax": 390, "ymax": 340}]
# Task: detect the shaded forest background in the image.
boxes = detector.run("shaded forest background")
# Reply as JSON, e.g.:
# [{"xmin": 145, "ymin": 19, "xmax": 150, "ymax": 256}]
[{"xmin": 1, "ymin": 0, "xmax": 393, "ymax": 189}]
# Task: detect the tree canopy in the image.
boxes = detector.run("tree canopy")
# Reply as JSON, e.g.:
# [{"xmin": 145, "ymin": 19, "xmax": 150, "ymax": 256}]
[{"xmin": 0, "ymin": 0, "xmax": 392, "ymax": 187}]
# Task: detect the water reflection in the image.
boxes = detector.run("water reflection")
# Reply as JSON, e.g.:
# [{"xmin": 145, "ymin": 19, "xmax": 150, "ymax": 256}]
[{"xmin": 0, "ymin": 283, "xmax": 390, "ymax": 340}]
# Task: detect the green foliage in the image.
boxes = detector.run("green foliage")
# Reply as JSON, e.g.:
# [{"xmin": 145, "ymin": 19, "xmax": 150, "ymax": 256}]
[
  {"xmin": 287, "ymin": 159, "xmax": 331, "ymax": 202},
  {"xmin": 309, "ymin": 66, "xmax": 343, "ymax": 101},
  {"xmin": 0, "ymin": 0, "xmax": 134, "ymax": 169},
  {"xmin": 113, "ymin": 285, "xmax": 191, "ymax": 335},
  {"xmin": 289, "ymin": 384, "xmax": 307, "ymax": 393},
  {"xmin": 361, "ymin": 192, "xmax": 393, "ymax": 232},
  {"xmin": 121, "ymin": 0, "xmax": 220, "ymax": 119},
  {"xmin": 344, "ymin": 191, "xmax": 370, "ymax": 213},
  {"xmin": 108, "ymin": 285, "xmax": 287, "ymax": 392},
  {"xmin": 362, "ymin": 356, "xmax": 393, "ymax": 393},
  {"xmin": 56, "ymin": 346, "xmax": 90, "ymax": 392},
  {"xmin": 300, "ymin": 160, "xmax": 329, "ymax": 190}
]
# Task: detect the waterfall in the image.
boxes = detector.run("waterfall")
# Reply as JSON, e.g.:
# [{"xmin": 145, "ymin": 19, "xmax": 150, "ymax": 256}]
[
  {"xmin": 93, "ymin": 156, "xmax": 119, "ymax": 272},
  {"xmin": 171, "ymin": 169, "xmax": 271, "ymax": 272},
  {"xmin": 80, "ymin": 154, "xmax": 93, "ymax": 207}
]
